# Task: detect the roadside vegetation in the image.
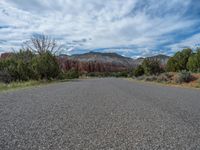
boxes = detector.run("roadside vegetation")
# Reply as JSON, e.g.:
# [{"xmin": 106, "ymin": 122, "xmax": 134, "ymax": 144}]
[
  {"xmin": 0, "ymin": 80, "xmax": 51, "ymax": 91},
  {"xmin": 0, "ymin": 35, "xmax": 79, "ymax": 91},
  {"xmin": 1, "ymin": 34, "xmax": 200, "ymax": 90},
  {"xmin": 0, "ymin": 34, "xmax": 130, "ymax": 91},
  {"xmin": 132, "ymin": 48, "xmax": 200, "ymax": 88},
  {"xmin": 85, "ymin": 71, "xmax": 129, "ymax": 78}
]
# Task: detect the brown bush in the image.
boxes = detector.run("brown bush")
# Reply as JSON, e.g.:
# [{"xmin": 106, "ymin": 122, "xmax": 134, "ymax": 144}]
[
  {"xmin": 156, "ymin": 73, "xmax": 173, "ymax": 83},
  {"xmin": 174, "ymin": 71, "xmax": 192, "ymax": 84}
]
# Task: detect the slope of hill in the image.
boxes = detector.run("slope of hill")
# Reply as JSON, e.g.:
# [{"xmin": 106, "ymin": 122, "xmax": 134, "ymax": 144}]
[
  {"xmin": 134, "ymin": 54, "xmax": 170, "ymax": 65},
  {"xmin": 146, "ymin": 54, "xmax": 170, "ymax": 65},
  {"xmin": 68, "ymin": 52, "xmax": 170, "ymax": 66},
  {"xmin": 57, "ymin": 52, "xmax": 170, "ymax": 72},
  {"xmin": 69, "ymin": 52, "xmax": 136, "ymax": 68}
]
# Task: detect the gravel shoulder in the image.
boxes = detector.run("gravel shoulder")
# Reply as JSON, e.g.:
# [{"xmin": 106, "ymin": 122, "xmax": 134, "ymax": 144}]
[{"xmin": 0, "ymin": 78, "xmax": 200, "ymax": 149}]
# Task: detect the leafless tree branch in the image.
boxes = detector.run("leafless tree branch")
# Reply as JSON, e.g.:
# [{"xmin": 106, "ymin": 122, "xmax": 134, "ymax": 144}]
[{"xmin": 21, "ymin": 34, "xmax": 62, "ymax": 55}]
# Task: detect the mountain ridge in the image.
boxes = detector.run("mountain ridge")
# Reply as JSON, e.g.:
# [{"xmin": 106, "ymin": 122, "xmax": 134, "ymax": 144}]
[{"xmin": 66, "ymin": 51, "xmax": 170, "ymax": 66}]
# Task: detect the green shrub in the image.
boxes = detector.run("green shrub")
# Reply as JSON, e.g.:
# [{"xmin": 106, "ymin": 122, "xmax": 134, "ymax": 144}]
[
  {"xmin": 142, "ymin": 59, "xmax": 163, "ymax": 75},
  {"xmin": 0, "ymin": 70, "xmax": 13, "ymax": 83},
  {"xmin": 133, "ymin": 65, "xmax": 144, "ymax": 77},
  {"xmin": 1, "ymin": 51, "xmax": 61, "ymax": 81},
  {"xmin": 175, "ymin": 70, "xmax": 192, "ymax": 83},
  {"xmin": 0, "ymin": 50, "xmax": 38, "ymax": 81},
  {"xmin": 166, "ymin": 57, "xmax": 178, "ymax": 72},
  {"xmin": 31, "ymin": 52, "xmax": 60, "ymax": 80},
  {"xmin": 86, "ymin": 72, "xmax": 96, "ymax": 77},
  {"xmin": 187, "ymin": 49, "xmax": 200, "ymax": 72},
  {"xmin": 0, "ymin": 58, "xmax": 16, "ymax": 80},
  {"xmin": 61, "ymin": 69, "xmax": 79, "ymax": 79},
  {"xmin": 86, "ymin": 71, "xmax": 129, "ymax": 78},
  {"xmin": 114, "ymin": 71, "xmax": 128, "ymax": 78},
  {"xmin": 167, "ymin": 48, "xmax": 192, "ymax": 72},
  {"xmin": 86, "ymin": 72, "xmax": 103, "ymax": 77}
]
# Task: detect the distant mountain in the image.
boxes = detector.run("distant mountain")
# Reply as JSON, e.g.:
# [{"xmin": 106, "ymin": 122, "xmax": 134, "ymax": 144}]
[
  {"xmin": 69, "ymin": 52, "xmax": 136, "ymax": 68},
  {"xmin": 57, "ymin": 52, "xmax": 170, "ymax": 72},
  {"xmin": 134, "ymin": 54, "xmax": 170, "ymax": 65},
  {"xmin": 0, "ymin": 52, "xmax": 14, "ymax": 59},
  {"xmin": 68, "ymin": 52, "xmax": 170, "ymax": 66},
  {"xmin": 147, "ymin": 54, "xmax": 170, "ymax": 65}
]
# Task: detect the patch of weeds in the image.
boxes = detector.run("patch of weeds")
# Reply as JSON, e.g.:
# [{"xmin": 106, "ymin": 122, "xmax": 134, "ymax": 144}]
[
  {"xmin": 156, "ymin": 73, "xmax": 173, "ymax": 83},
  {"xmin": 144, "ymin": 76, "xmax": 158, "ymax": 82},
  {"xmin": 175, "ymin": 70, "xmax": 192, "ymax": 84},
  {"xmin": 0, "ymin": 80, "xmax": 49, "ymax": 91}
]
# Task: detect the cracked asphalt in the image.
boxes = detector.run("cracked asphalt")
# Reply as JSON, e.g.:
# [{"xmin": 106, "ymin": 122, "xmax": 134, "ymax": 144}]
[{"xmin": 0, "ymin": 78, "xmax": 200, "ymax": 149}]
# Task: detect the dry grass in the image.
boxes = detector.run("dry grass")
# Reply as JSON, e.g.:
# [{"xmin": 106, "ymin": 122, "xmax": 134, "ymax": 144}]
[
  {"xmin": 134, "ymin": 72, "xmax": 200, "ymax": 89},
  {"xmin": 0, "ymin": 79, "xmax": 67, "ymax": 92}
]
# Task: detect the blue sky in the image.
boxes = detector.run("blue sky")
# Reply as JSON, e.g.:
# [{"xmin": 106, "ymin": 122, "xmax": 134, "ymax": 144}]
[{"xmin": 0, "ymin": 0, "xmax": 200, "ymax": 58}]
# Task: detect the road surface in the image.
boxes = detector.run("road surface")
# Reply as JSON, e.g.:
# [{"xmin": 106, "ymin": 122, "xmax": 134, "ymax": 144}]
[{"xmin": 0, "ymin": 78, "xmax": 200, "ymax": 149}]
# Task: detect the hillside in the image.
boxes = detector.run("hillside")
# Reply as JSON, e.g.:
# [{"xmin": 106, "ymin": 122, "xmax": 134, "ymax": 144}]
[
  {"xmin": 69, "ymin": 52, "xmax": 136, "ymax": 68},
  {"xmin": 134, "ymin": 54, "xmax": 170, "ymax": 65},
  {"xmin": 58, "ymin": 52, "xmax": 170, "ymax": 73},
  {"xmin": 69, "ymin": 52, "xmax": 170, "ymax": 66}
]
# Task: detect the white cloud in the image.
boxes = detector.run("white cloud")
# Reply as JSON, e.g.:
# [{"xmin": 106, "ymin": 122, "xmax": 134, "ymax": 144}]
[
  {"xmin": 169, "ymin": 33, "xmax": 200, "ymax": 51},
  {"xmin": 0, "ymin": 0, "xmax": 199, "ymax": 57}
]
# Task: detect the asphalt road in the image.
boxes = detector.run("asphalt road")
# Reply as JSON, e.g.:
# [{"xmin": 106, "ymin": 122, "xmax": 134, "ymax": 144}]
[{"xmin": 0, "ymin": 78, "xmax": 200, "ymax": 150}]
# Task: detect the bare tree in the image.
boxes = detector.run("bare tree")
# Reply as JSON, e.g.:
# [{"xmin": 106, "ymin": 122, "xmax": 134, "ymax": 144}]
[{"xmin": 22, "ymin": 34, "xmax": 62, "ymax": 55}]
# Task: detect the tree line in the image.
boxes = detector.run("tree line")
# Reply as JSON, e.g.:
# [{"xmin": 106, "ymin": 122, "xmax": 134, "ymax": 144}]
[
  {"xmin": 167, "ymin": 48, "xmax": 200, "ymax": 72},
  {"xmin": 133, "ymin": 48, "xmax": 200, "ymax": 77},
  {"xmin": 0, "ymin": 35, "xmax": 79, "ymax": 83}
]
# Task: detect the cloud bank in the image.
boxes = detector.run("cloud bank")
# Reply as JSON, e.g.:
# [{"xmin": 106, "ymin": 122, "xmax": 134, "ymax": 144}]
[{"xmin": 0, "ymin": 0, "xmax": 200, "ymax": 57}]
